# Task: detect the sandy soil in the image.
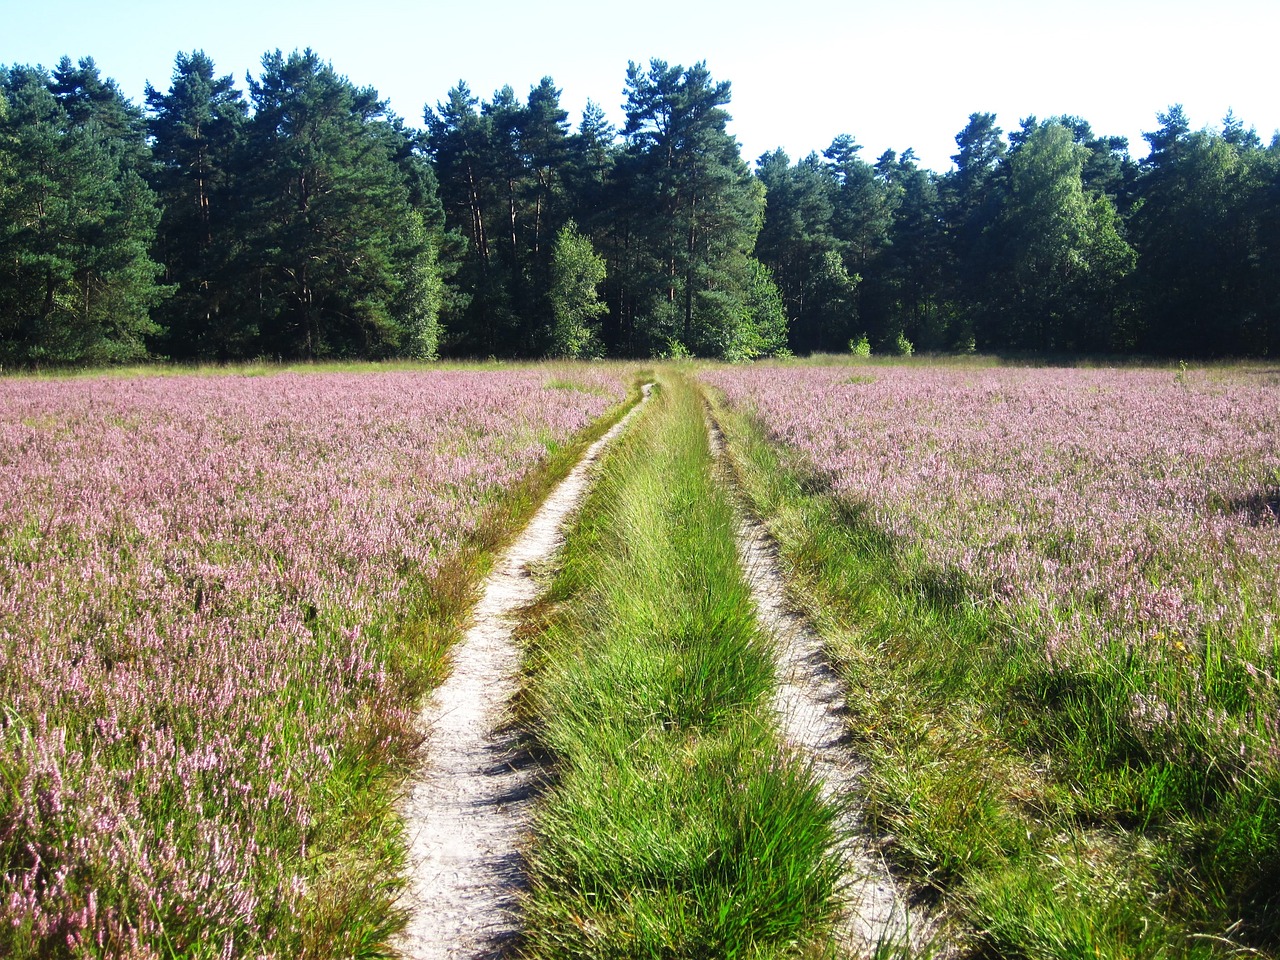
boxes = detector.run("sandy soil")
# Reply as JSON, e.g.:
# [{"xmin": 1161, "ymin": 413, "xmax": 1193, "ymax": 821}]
[
  {"xmin": 707, "ymin": 414, "xmax": 927, "ymax": 956},
  {"xmin": 395, "ymin": 385, "xmax": 651, "ymax": 960}
]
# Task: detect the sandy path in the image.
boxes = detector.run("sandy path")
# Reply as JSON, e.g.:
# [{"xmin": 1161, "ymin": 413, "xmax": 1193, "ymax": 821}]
[
  {"xmin": 707, "ymin": 414, "xmax": 924, "ymax": 957},
  {"xmin": 396, "ymin": 385, "xmax": 651, "ymax": 960}
]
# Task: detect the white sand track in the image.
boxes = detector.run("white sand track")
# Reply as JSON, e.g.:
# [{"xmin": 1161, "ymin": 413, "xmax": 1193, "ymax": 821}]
[
  {"xmin": 707, "ymin": 413, "xmax": 927, "ymax": 957},
  {"xmin": 396, "ymin": 385, "xmax": 651, "ymax": 960}
]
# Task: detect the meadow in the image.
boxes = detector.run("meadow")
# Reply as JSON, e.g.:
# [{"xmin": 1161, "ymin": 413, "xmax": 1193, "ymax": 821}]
[
  {"xmin": 704, "ymin": 361, "xmax": 1280, "ymax": 956},
  {"xmin": 707, "ymin": 362, "xmax": 1280, "ymax": 667},
  {"xmin": 5, "ymin": 356, "xmax": 1278, "ymax": 960},
  {"xmin": 0, "ymin": 366, "xmax": 628, "ymax": 957}
]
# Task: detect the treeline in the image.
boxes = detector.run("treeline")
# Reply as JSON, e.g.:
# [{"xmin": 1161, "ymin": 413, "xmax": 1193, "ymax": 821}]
[{"xmin": 1, "ymin": 51, "xmax": 1278, "ymax": 366}]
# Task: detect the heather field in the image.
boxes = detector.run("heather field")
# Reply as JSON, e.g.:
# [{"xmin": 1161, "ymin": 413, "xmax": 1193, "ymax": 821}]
[
  {"xmin": 0, "ymin": 366, "xmax": 628, "ymax": 957},
  {"xmin": 705, "ymin": 361, "xmax": 1280, "ymax": 955},
  {"xmin": 8, "ymin": 358, "xmax": 1279, "ymax": 959},
  {"xmin": 707, "ymin": 363, "xmax": 1280, "ymax": 662}
]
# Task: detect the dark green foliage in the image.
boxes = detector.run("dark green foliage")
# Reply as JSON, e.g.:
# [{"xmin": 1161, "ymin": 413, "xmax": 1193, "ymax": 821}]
[
  {"xmin": 752, "ymin": 102, "xmax": 1278, "ymax": 359},
  {"xmin": 562, "ymin": 101, "xmax": 615, "ymax": 233},
  {"xmin": 50, "ymin": 56, "xmax": 149, "ymax": 168},
  {"xmin": 824, "ymin": 134, "xmax": 895, "ymax": 285},
  {"xmin": 757, "ymin": 134, "xmax": 901, "ymax": 354},
  {"xmin": 943, "ymin": 112, "xmax": 1009, "ymax": 349},
  {"xmin": 0, "ymin": 63, "xmax": 166, "ymax": 367},
  {"xmin": 610, "ymin": 59, "xmax": 767, "ymax": 359},
  {"xmin": 1130, "ymin": 106, "xmax": 1274, "ymax": 356},
  {"xmin": 234, "ymin": 50, "xmax": 442, "ymax": 360},
  {"xmin": 3, "ymin": 51, "xmax": 1280, "ymax": 362},
  {"xmin": 425, "ymin": 76, "xmax": 574, "ymax": 356},
  {"xmin": 1, "ymin": 49, "xmax": 447, "ymax": 366},
  {"xmin": 145, "ymin": 51, "xmax": 249, "ymax": 359},
  {"xmin": 755, "ymin": 138, "xmax": 947, "ymax": 354},
  {"xmin": 866, "ymin": 149, "xmax": 951, "ymax": 350},
  {"xmin": 806, "ymin": 250, "xmax": 860, "ymax": 351},
  {"xmin": 753, "ymin": 149, "xmax": 839, "ymax": 343}
]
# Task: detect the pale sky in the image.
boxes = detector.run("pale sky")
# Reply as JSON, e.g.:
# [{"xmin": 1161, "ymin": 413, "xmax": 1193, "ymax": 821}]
[{"xmin": 2, "ymin": 0, "xmax": 1275, "ymax": 172}]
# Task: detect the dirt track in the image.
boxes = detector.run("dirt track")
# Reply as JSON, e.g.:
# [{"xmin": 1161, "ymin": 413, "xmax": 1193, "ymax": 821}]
[
  {"xmin": 396, "ymin": 386, "xmax": 921, "ymax": 958},
  {"xmin": 708, "ymin": 413, "xmax": 926, "ymax": 955},
  {"xmin": 396, "ymin": 385, "xmax": 651, "ymax": 959}
]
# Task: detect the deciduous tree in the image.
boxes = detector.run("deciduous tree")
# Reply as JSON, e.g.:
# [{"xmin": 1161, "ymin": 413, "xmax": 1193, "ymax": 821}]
[
  {"xmin": 549, "ymin": 220, "xmax": 607, "ymax": 357},
  {"xmin": 983, "ymin": 120, "xmax": 1135, "ymax": 350}
]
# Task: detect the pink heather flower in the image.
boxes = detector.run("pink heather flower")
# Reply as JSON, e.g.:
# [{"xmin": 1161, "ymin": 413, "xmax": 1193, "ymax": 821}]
[
  {"xmin": 704, "ymin": 363, "xmax": 1280, "ymax": 769},
  {"xmin": 0, "ymin": 366, "xmax": 630, "ymax": 952}
]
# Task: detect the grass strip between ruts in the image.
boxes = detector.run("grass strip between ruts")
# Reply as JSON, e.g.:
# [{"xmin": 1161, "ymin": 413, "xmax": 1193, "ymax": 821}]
[
  {"xmin": 704, "ymin": 383, "xmax": 1280, "ymax": 960},
  {"xmin": 516, "ymin": 369, "xmax": 842, "ymax": 959}
]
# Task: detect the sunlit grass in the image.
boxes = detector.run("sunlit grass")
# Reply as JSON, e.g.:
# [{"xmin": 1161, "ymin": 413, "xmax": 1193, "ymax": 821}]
[{"xmin": 517, "ymin": 369, "xmax": 842, "ymax": 959}]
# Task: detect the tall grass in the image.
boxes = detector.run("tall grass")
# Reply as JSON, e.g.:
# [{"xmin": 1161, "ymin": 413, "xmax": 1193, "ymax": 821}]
[
  {"xmin": 705, "ymin": 364, "xmax": 1280, "ymax": 959},
  {"xmin": 517, "ymin": 370, "xmax": 841, "ymax": 959}
]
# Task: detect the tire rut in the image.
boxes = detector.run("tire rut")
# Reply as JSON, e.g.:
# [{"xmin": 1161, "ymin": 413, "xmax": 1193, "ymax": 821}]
[
  {"xmin": 706, "ymin": 410, "xmax": 929, "ymax": 957},
  {"xmin": 396, "ymin": 385, "xmax": 651, "ymax": 960}
]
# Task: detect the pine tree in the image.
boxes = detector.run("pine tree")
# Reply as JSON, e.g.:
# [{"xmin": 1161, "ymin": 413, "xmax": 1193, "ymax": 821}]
[
  {"xmin": 820, "ymin": 136, "xmax": 896, "ymax": 349},
  {"xmin": 871, "ymin": 150, "xmax": 951, "ymax": 349},
  {"xmin": 237, "ymin": 50, "xmax": 441, "ymax": 359},
  {"xmin": 1132, "ymin": 112, "xmax": 1266, "ymax": 356},
  {"xmin": 753, "ymin": 149, "xmax": 842, "ymax": 352},
  {"xmin": 824, "ymin": 135, "xmax": 895, "ymax": 280},
  {"xmin": 426, "ymin": 83, "xmax": 516, "ymax": 355},
  {"xmin": 943, "ymin": 112, "xmax": 1007, "ymax": 346},
  {"xmin": 145, "ymin": 51, "xmax": 249, "ymax": 359},
  {"xmin": 520, "ymin": 77, "xmax": 569, "ymax": 264},
  {"xmin": 564, "ymin": 100, "xmax": 616, "ymax": 236},
  {"xmin": 50, "ymin": 56, "xmax": 149, "ymax": 169},
  {"xmin": 0, "ymin": 64, "xmax": 166, "ymax": 366},
  {"xmin": 616, "ymin": 59, "xmax": 764, "ymax": 357}
]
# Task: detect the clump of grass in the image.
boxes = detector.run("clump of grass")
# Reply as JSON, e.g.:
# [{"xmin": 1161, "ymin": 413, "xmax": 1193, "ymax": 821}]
[{"xmin": 518, "ymin": 370, "xmax": 841, "ymax": 959}]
